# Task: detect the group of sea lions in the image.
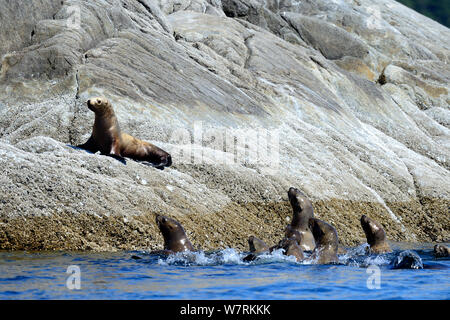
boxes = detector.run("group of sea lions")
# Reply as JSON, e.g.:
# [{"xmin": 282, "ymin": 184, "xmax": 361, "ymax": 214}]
[
  {"xmin": 242, "ymin": 188, "xmax": 392, "ymax": 264},
  {"xmin": 243, "ymin": 187, "xmax": 340, "ymax": 264},
  {"xmin": 151, "ymin": 187, "xmax": 449, "ymax": 267},
  {"xmin": 77, "ymin": 97, "xmax": 449, "ymax": 264}
]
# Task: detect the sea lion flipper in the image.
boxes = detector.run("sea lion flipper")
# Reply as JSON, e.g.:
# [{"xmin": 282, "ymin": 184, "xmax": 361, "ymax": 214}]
[{"xmin": 77, "ymin": 137, "xmax": 99, "ymax": 154}]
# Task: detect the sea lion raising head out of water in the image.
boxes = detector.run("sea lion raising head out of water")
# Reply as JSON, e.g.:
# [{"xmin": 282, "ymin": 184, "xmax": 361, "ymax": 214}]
[
  {"xmin": 77, "ymin": 97, "xmax": 172, "ymax": 169},
  {"xmin": 360, "ymin": 215, "xmax": 392, "ymax": 254},
  {"xmin": 248, "ymin": 236, "xmax": 270, "ymax": 253},
  {"xmin": 285, "ymin": 187, "xmax": 316, "ymax": 252},
  {"xmin": 155, "ymin": 214, "xmax": 195, "ymax": 253},
  {"xmin": 308, "ymin": 218, "xmax": 339, "ymax": 264}
]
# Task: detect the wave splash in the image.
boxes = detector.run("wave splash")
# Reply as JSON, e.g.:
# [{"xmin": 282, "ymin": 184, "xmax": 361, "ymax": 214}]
[{"xmin": 137, "ymin": 245, "xmax": 426, "ymax": 269}]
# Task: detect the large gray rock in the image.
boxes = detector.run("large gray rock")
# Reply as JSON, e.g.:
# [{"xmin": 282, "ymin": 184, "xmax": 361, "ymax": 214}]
[{"xmin": 0, "ymin": 0, "xmax": 448, "ymax": 251}]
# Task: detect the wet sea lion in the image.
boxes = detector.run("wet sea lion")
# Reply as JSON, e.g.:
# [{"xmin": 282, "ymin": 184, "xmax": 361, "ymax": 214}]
[
  {"xmin": 275, "ymin": 236, "xmax": 304, "ymax": 262},
  {"xmin": 308, "ymin": 218, "xmax": 339, "ymax": 264},
  {"xmin": 77, "ymin": 97, "xmax": 172, "ymax": 169},
  {"xmin": 243, "ymin": 236, "xmax": 270, "ymax": 262},
  {"xmin": 391, "ymin": 250, "xmax": 448, "ymax": 270},
  {"xmin": 433, "ymin": 244, "xmax": 450, "ymax": 257},
  {"xmin": 285, "ymin": 187, "xmax": 316, "ymax": 251},
  {"xmin": 244, "ymin": 233, "xmax": 304, "ymax": 262},
  {"xmin": 248, "ymin": 236, "xmax": 270, "ymax": 253},
  {"xmin": 155, "ymin": 214, "xmax": 195, "ymax": 253},
  {"xmin": 360, "ymin": 215, "xmax": 392, "ymax": 254},
  {"xmin": 391, "ymin": 250, "xmax": 423, "ymax": 269}
]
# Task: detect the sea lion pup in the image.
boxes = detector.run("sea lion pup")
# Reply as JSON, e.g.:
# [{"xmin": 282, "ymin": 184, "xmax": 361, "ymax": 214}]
[
  {"xmin": 433, "ymin": 244, "xmax": 450, "ymax": 258},
  {"xmin": 360, "ymin": 215, "xmax": 392, "ymax": 254},
  {"xmin": 285, "ymin": 187, "xmax": 316, "ymax": 251},
  {"xmin": 308, "ymin": 218, "xmax": 339, "ymax": 264},
  {"xmin": 155, "ymin": 214, "xmax": 195, "ymax": 253},
  {"xmin": 77, "ymin": 97, "xmax": 172, "ymax": 169}
]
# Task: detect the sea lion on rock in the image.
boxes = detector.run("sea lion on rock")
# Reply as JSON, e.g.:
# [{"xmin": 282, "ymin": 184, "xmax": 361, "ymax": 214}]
[
  {"xmin": 155, "ymin": 214, "xmax": 195, "ymax": 253},
  {"xmin": 360, "ymin": 215, "xmax": 392, "ymax": 254},
  {"xmin": 77, "ymin": 97, "xmax": 172, "ymax": 169},
  {"xmin": 433, "ymin": 244, "xmax": 450, "ymax": 257},
  {"xmin": 308, "ymin": 218, "xmax": 339, "ymax": 264},
  {"xmin": 285, "ymin": 187, "xmax": 315, "ymax": 251}
]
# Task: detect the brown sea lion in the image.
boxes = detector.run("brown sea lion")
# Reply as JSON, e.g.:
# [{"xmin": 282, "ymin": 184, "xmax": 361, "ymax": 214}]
[
  {"xmin": 433, "ymin": 244, "xmax": 450, "ymax": 257},
  {"xmin": 285, "ymin": 187, "xmax": 315, "ymax": 251},
  {"xmin": 244, "ymin": 232, "xmax": 304, "ymax": 262},
  {"xmin": 155, "ymin": 214, "xmax": 195, "ymax": 253},
  {"xmin": 248, "ymin": 236, "xmax": 270, "ymax": 253},
  {"xmin": 275, "ymin": 236, "xmax": 304, "ymax": 262},
  {"xmin": 308, "ymin": 218, "xmax": 339, "ymax": 264},
  {"xmin": 77, "ymin": 97, "xmax": 172, "ymax": 169},
  {"xmin": 360, "ymin": 215, "xmax": 392, "ymax": 254}
]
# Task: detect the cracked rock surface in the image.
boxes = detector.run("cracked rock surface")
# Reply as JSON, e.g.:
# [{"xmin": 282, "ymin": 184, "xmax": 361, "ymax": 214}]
[{"xmin": 0, "ymin": 0, "xmax": 449, "ymax": 251}]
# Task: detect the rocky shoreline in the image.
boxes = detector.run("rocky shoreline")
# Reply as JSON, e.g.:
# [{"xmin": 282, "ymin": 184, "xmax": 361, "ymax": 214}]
[
  {"xmin": 0, "ymin": 0, "xmax": 449, "ymax": 251},
  {"xmin": 1, "ymin": 196, "xmax": 448, "ymax": 251}
]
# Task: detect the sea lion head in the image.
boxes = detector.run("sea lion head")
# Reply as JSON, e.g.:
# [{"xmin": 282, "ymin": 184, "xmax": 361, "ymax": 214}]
[
  {"xmin": 87, "ymin": 96, "xmax": 112, "ymax": 114},
  {"xmin": 277, "ymin": 235, "xmax": 304, "ymax": 262},
  {"xmin": 308, "ymin": 218, "xmax": 338, "ymax": 250},
  {"xmin": 360, "ymin": 215, "xmax": 387, "ymax": 247},
  {"xmin": 155, "ymin": 214, "xmax": 192, "ymax": 252},
  {"xmin": 288, "ymin": 187, "xmax": 314, "ymax": 228},
  {"xmin": 284, "ymin": 227, "xmax": 303, "ymax": 243},
  {"xmin": 248, "ymin": 236, "xmax": 269, "ymax": 253}
]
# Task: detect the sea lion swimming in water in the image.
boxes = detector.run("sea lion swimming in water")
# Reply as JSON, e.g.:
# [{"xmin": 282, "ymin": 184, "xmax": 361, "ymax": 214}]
[
  {"xmin": 433, "ymin": 244, "xmax": 450, "ymax": 258},
  {"xmin": 274, "ymin": 235, "xmax": 304, "ymax": 262},
  {"xmin": 243, "ymin": 236, "xmax": 270, "ymax": 262},
  {"xmin": 77, "ymin": 97, "xmax": 172, "ymax": 169},
  {"xmin": 360, "ymin": 215, "xmax": 392, "ymax": 254},
  {"xmin": 248, "ymin": 236, "xmax": 270, "ymax": 253},
  {"xmin": 284, "ymin": 187, "xmax": 315, "ymax": 251},
  {"xmin": 155, "ymin": 214, "xmax": 195, "ymax": 253},
  {"xmin": 308, "ymin": 218, "xmax": 339, "ymax": 264},
  {"xmin": 244, "ymin": 233, "xmax": 304, "ymax": 262}
]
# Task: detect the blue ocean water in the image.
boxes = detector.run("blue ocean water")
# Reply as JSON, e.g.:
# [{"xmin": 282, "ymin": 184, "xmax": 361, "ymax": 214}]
[{"xmin": 0, "ymin": 243, "xmax": 448, "ymax": 300}]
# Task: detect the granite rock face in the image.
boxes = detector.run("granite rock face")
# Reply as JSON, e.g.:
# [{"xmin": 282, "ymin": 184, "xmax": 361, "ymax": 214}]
[{"xmin": 0, "ymin": 0, "xmax": 449, "ymax": 251}]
